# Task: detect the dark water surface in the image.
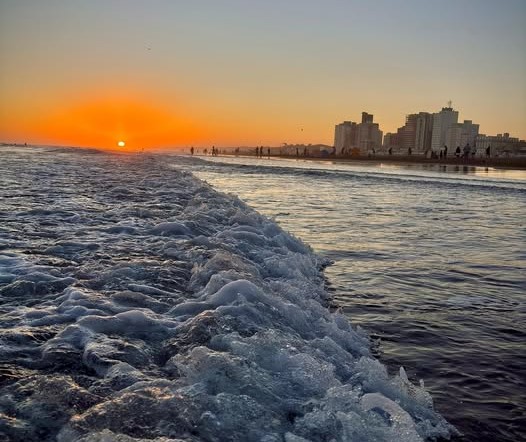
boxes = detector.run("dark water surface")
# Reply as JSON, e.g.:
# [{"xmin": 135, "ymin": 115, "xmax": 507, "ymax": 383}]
[{"xmin": 189, "ymin": 155, "xmax": 526, "ymax": 442}]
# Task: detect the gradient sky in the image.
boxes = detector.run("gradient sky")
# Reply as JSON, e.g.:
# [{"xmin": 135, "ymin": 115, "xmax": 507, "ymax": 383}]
[{"xmin": 1, "ymin": 0, "xmax": 525, "ymax": 150}]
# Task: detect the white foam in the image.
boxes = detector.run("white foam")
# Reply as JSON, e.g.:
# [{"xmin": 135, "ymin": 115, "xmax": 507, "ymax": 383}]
[{"xmin": 0, "ymin": 147, "xmax": 454, "ymax": 441}]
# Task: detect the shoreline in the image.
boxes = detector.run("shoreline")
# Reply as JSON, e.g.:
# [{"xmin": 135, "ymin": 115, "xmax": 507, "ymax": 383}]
[{"xmin": 221, "ymin": 153, "xmax": 526, "ymax": 170}]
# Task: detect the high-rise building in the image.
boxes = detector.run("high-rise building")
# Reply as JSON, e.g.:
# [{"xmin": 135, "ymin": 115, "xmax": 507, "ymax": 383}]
[
  {"xmin": 431, "ymin": 106, "xmax": 459, "ymax": 152},
  {"xmin": 361, "ymin": 112, "xmax": 374, "ymax": 124},
  {"xmin": 357, "ymin": 113, "xmax": 382, "ymax": 152},
  {"xmin": 414, "ymin": 112, "xmax": 434, "ymax": 153},
  {"xmin": 390, "ymin": 112, "xmax": 433, "ymax": 154},
  {"xmin": 334, "ymin": 112, "xmax": 382, "ymax": 154},
  {"xmin": 334, "ymin": 121, "xmax": 358, "ymax": 152},
  {"xmin": 446, "ymin": 120, "xmax": 479, "ymax": 152}
]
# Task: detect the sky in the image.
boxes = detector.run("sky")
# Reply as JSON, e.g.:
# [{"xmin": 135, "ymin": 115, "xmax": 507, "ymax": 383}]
[{"xmin": 1, "ymin": 0, "xmax": 525, "ymax": 150}]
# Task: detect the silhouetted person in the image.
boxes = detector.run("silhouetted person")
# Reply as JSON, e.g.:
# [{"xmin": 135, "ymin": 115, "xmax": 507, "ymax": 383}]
[
  {"xmin": 439, "ymin": 150, "xmax": 443, "ymax": 159},
  {"xmin": 296, "ymin": 147, "xmax": 299, "ymax": 157},
  {"xmin": 190, "ymin": 147, "xmax": 194, "ymax": 155},
  {"xmin": 408, "ymin": 147, "xmax": 411, "ymax": 156},
  {"xmin": 267, "ymin": 147, "xmax": 270, "ymax": 157},
  {"xmin": 303, "ymin": 147, "xmax": 307, "ymax": 157},
  {"xmin": 388, "ymin": 147, "xmax": 392, "ymax": 155},
  {"xmin": 463, "ymin": 144, "xmax": 470, "ymax": 159},
  {"xmin": 486, "ymin": 145, "xmax": 491, "ymax": 157},
  {"xmin": 455, "ymin": 146, "xmax": 461, "ymax": 158},
  {"xmin": 443, "ymin": 145, "xmax": 448, "ymax": 158},
  {"xmin": 259, "ymin": 146, "xmax": 263, "ymax": 157}
]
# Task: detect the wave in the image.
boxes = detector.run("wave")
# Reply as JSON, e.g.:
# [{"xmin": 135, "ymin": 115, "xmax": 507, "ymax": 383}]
[{"xmin": 0, "ymin": 147, "xmax": 454, "ymax": 441}]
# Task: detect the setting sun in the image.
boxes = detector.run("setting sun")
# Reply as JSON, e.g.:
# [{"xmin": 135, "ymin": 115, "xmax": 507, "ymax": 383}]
[{"xmin": 117, "ymin": 140, "xmax": 125, "ymax": 147}]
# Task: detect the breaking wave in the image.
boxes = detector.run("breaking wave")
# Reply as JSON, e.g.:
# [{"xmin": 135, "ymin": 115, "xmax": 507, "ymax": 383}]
[{"xmin": 0, "ymin": 147, "xmax": 454, "ymax": 441}]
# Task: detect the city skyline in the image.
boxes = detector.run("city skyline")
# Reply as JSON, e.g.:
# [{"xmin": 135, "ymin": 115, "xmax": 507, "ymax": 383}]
[
  {"xmin": 335, "ymin": 104, "xmax": 525, "ymax": 158},
  {"xmin": 1, "ymin": 0, "xmax": 525, "ymax": 150}
]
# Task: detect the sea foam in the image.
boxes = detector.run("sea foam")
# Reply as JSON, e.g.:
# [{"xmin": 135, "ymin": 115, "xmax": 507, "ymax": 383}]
[{"xmin": 0, "ymin": 147, "xmax": 454, "ymax": 441}]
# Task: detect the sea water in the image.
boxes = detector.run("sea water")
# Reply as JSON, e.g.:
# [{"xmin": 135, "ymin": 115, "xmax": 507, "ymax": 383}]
[
  {"xmin": 0, "ymin": 146, "xmax": 454, "ymax": 441},
  {"xmin": 189, "ymin": 155, "xmax": 526, "ymax": 442}
]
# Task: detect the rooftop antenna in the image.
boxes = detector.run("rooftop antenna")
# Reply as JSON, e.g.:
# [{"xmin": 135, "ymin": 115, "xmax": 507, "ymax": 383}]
[{"xmin": 447, "ymin": 100, "xmax": 453, "ymax": 109}]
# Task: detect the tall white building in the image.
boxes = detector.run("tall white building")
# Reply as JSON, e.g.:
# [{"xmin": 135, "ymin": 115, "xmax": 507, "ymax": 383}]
[
  {"xmin": 334, "ymin": 121, "xmax": 357, "ymax": 152},
  {"xmin": 356, "ymin": 112, "xmax": 383, "ymax": 152},
  {"xmin": 431, "ymin": 106, "xmax": 459, "ymax": 152},
  {"xmin": 334, "ymin": 112, "xmax": 382, "ymax": 154},
  {"xmin": 414, "ymin": 112, "xmax": 434, "ymax": 153}
]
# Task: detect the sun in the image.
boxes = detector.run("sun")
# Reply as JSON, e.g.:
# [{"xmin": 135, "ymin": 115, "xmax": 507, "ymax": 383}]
[{"xmin": 117, "ymin": 140, "xmax": 126, "ymax": 147}]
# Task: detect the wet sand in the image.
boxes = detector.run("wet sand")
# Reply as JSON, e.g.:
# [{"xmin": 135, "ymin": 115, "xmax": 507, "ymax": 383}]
[{"xmin": 266, "ymin": 154, "xmax": 526, "ymax": 170}]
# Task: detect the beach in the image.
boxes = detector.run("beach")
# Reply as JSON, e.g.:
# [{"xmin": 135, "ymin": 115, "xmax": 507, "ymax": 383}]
[{"xmin": 225, "ymin": 152, "xmax": 526, "ymax": 170}]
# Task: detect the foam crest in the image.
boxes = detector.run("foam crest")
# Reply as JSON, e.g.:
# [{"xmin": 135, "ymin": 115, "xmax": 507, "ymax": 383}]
[{"xmin": 0, "ymin": 148, "xmax": 454, "ymax": 441}]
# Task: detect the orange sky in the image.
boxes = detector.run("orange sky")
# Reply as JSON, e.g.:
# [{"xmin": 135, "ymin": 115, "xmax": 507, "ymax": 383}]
[
  {"xmin": 29, "ymin": 94, "xmax": 210, "ymax": 151},
  {"xmin": 1, "ymin": 1, "xmax": 525, "ymax": 150}
]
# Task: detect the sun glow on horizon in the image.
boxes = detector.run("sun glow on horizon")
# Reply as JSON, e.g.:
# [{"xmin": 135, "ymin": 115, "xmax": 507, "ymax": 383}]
[{"xmin": 13, "ymin": 95, "xmax": 215, "ymax": 151}]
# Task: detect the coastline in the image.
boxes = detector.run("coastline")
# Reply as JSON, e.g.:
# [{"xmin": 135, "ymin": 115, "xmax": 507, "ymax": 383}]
[{"xmin": 223, "ymin": 153, "xmax": 526, "ymax": 170}]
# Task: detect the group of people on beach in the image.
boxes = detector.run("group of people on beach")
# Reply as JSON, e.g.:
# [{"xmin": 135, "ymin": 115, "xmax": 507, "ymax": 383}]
[
  {"xmin": 417, "ymin": 144, "xmax": 491, "ymax": 160},
  {"xmin": 254, "ymin": 146, "xmax": 270, "ymax": 158},
  {"xmin": 190, "ymin": 146, "xmax": 220, "ymax": 156},
  {"xmin": 190, "ymin": 143, "xmax": 493, "ymax": 162}
]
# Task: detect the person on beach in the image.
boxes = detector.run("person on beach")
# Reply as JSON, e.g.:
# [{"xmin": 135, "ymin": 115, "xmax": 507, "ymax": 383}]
[
  {"xmin": 463, "ymin": 144, "xmax": 471, "ymax": 159},
  {"xmin": 190, "ymin": 147, "xmax": 194, "ymax": 156},
  {"xmin": 296, "ymin": 147, "xmax": 299, "ymax": 157},
  {"xmin": 267, "ymin": 147, "xmax": 270, "ymax": 158},
  {"xmin": 456, "ymin": 146, "xmax": 461, "ymax": 158},
  {"xmin": 486, "ymin": 145, "xmax": 491, "ymax": 158},
  {"xmin": 388, "ymin": 147, "xmax": 392, "ymax": 155},
  {"xmin": 407, "ymin": 147, "xmax": 411, "ymax": 156},
  {"xmin": 443, "ymin": 145, "xmax": 448, "ymax": 158}
]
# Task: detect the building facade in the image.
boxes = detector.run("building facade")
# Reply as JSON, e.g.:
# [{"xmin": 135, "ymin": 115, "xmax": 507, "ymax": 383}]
[
  {"xmin": 334, "ymin": 121, "xmax": 358, "ymax": 152},
  {"xmin": 475, "ymin": 133, "xmax": 526, "ymax": 157},
  {"xmin": 387, "ymin": 112, "xmax": 433, "ymax": 154},
  {"xmin": 334, "ymin": 112, "xmax": 382, "ymax": 154},
  {"xmin": 356, "ymin": 112, "xmax": 383, "ymax": 152},
  {"xmin": 446, "ymin": 120, "xmax": 480, "ymax": 153},
  {"xmin": 431, "ymin": 106, "xmax": 459, "ymax": 152},
  {"xmin": 414, "ymin": 112, "xmax": 434, "ymax": 154}
]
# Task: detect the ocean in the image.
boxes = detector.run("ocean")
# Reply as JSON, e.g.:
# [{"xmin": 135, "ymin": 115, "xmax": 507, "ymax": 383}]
[
  {"xmin": 1, "ymin": 146, "xmax": 453, "ymax": 441},
  {"xmin": 1, "ymin": 145, "xmax": 524, "ymax": 441},
  {"xmin": 189, "ymin": 155, "xmax": 526, "ymax": 442}
]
